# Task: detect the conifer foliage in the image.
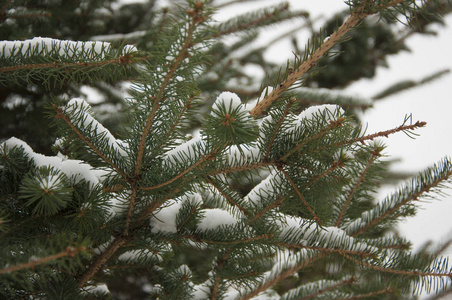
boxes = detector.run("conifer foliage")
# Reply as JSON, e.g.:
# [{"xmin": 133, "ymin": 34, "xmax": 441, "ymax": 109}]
[{"xmin": 1, "ymin": 0, "xmax": 452, "ymax": 299}]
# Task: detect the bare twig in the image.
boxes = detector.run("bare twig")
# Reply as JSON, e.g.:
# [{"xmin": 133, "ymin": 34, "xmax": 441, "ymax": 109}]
[
  {"xmin": 249, "ymin": 12, "xmax": 365, "ymax": 116},
  {"xmin": 1, "ymin": 246, "xmax": 86, "ymax": 274}
]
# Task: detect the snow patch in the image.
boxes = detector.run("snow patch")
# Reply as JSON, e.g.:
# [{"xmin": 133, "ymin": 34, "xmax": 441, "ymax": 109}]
[
  {"xmin": 211, "ymin": 92, "xmax": 242, "ymax": 117},
  {"xmin": 1, "ymin": 137, "xmax": 107, "ymax": 186},
  {"xmin": 197, "ymin": 208, "xmax": 240, "ymax": 230},
  {"xmin": 64, "ymin": 98, "xmax": 128, "ymax": 156},
  {"xmin": 0, "ymin": 37, "xmax": 136, "ymax": 59}
]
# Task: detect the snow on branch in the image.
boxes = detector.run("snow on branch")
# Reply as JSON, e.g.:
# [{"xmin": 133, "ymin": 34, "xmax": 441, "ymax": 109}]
[
  {"xmin": 1, "ymin": 137, "xmax": 107, "ymax": 186},
  {"xmin": 0, "ymin": 37, "xmax": 136, "ymax": 60}
]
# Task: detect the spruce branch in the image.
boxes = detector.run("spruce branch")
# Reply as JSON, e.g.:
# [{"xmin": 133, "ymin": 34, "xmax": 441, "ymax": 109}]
[
  {"xmin": 0, "ymin": 55, "xmax": 135, "ymax": 73},
  {"xmin": 298, "ymin": 277, "xmax": 356, "ymax": 300},
  {"xmin": 177, "ymin": 205, "xmax": 199, "ymax": 232},
  {"xmin": 0, "ymin": 215, "xmax": 39, "ymax": 239},
  {"xmin": 157, "ymin": 93, "xmax": 196, "ymax": 150},
  {"xmin": 340, "ymin": 288, "xmax": 393, "ymax": 299},
  {"xmin": 124, "ymin": 184, "xmax": 139, "ymax": 235},
  {"xmin": 277, "ymin": 243, "xmax": 376, "ymax": 258},
  {"xmin": 77, "ymin": 236, "xmax": 128, "ymax": 288},
  {"xmin": 208, "ymin": 161, "xmax": 274, "ymax": 176},
  {"xmin": 211, "ymin": 252, "xmax": 229, "ymax": 300},
  {"xmin": 239, "ymin": 253, "xmax": 324, "ymax": 300},
  {"xmin": 297, "ymin": 97, "xmax": 372, "ymax": 110},
  {"xmin": 307, "ymin": 159, "xmax": 345, "ymax": 188},
  {"xmin": 249, "ymin": 0, "xmax": 410, "ymax": 116},
  {"xmin": 211, "ymin": 3, "xmax": 308, "ymax": 38},
  {"xmin": 351, "ymin": 158, "xmax": 452, "ymax": 237},
  {"xmin": 206, "ymin": 176, "xmax": 250, "ymax": 216},
  {"xmin": 53, "ymin": 105, "xmax": 128, "ymax": 179},
  {"xmin": 249, "ymin": 11, "xmax": 365, "ymax": 116},
  {"xmin": 139, "ymin": 150, "xmax": 216, "ymax": 191},
  {"xmin": 280, "ymin": 116, "xmax": 345, "ymax": 162},
  {"xmin": 335, "ymin": 120, "xmax": 427, "ymax": 148},
  {"xmin": 263, "ymin": 98, "xmax": 295, "ymax": 160},
  {"xmin": 0, "ymin": 246, "xmax": 86, "ymax": 275},
  {"xmin": 135, "ymin": 4, "xmax": 204, "ymax": 177},
  {"xmin": 248, "ymin": 196, "xmax": 286, "ymax": 225},
  {"xmin": 188, "ymin": 234, "xmax": 273, "ymax": 246},
  {"xmin": 335, "ymin": 149, "xmax": 380, "ymax": 227},
  {"xmin": 0, "ymin": 0, "xmax": 10, "ymax": 22},
  {"xmin": 342, "ymin": 253, "xmax": 452, "ymax": 279},
  {"xmin": 279, "ymin": 166, "xmax": 322, "ymax": 224}
]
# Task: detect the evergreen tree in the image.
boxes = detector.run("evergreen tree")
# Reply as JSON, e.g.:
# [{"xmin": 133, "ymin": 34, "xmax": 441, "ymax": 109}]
[{"xmin": 1, "ymin": 0, "xmax": 452, "ymax": 299}]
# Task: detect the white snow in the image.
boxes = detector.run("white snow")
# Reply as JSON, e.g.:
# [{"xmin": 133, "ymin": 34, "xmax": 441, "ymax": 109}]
[
  {"xmin": 64, "ymin": 98, "xmax": 128, "ymax": 156},
  {"xmin": 211, "ymin": 91, "xmax": 243, "ymax": 117},
  {"xmin": 244, "ymin": 169, "xmax": 284, "ymax": 205},
  {"xmin": 37, "ymin": 171, "xmax": 63, "ymax": 190},
  {"xmin": 0, "ymin": 37, "xmax": 110, "ymax": 59},
  {"xmin": 258, "ymin": 86, "xmax": 274, "ymax": 103},
  {"xmin": 1, "ymin": 137, "xmax": 107, "ymax": 186},
  {"xmin": 84, "ymin": 283, "xmax": 110, "ymax": 295},
  {"xmin": 91, "ymin": 30, "xmax": 147, "ymax": 42},
  {"xmin": 197, "ymin": 208, "xmax": 240, "ymax": 230},
  {"xmin": 118, "ymin": 249, "xmax": 163, "ymax": 262},
  {"xmin": 150, "ymin": 193, "xmax": 203, "ymax": 233},
  {"xmin": 224, "ymin": 144, "xmax": 261, "ymax": 166},
  {"xmin": 150, "ymin": 199, "xmax": 183, "ymax": 234},
  {"xmin": 274, "ymin": 213, "xmax": 378, "ymax": 253},
  {"xmin": 283, "ymin": 104, "xmax": 343, "ymax": 137},
  {"xmin": 162, "ymin": 135, "xmax": 204, "ymax": 167},
  {"xmin": 0, "ymin": 37, "xmax": 136, "ymax": 60}
]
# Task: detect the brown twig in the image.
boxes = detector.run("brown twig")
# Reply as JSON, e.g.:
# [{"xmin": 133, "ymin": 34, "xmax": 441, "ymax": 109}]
[
  {"xmin": 206, "ymin": 177, "xmax": 250, "ymax": 215},
  {"xmin": 0, "ymin": 56, "xmax": 135, "ymax": 73},
  {"xmin": 279, "ymin": 167, "xmax": 322, "ymax": 224},
  {"xmin": 239, "ymin": 253, "xmax": 324, "ymax": 300},
  {"xmin": 338, "ymin": 288, "xmax": 393, "ymax": 299},
  {"xmin": 248, "ymin": 196, "xmax": 286, "ymax": 225},
  {"xmin": 77, "ymin": 237, "xmax": 127, "ymax": 287},
  {"xmin": 1, "ymin": 246, "xmax": 86, "ymax": 274},
  {"xmin": 335, "ymin": 121, "xmax": 427, "ymax": 148},
  {"xmin": 300, "ymin": 277, "xmax": 355, "ymax": 300},
  {"xmin": 249, "ymin": 12, "xmax": 365, "ymax": 117},
  {"xmin": 134, "ymin": 6, "xmax": 203, "ymax": 178}
]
